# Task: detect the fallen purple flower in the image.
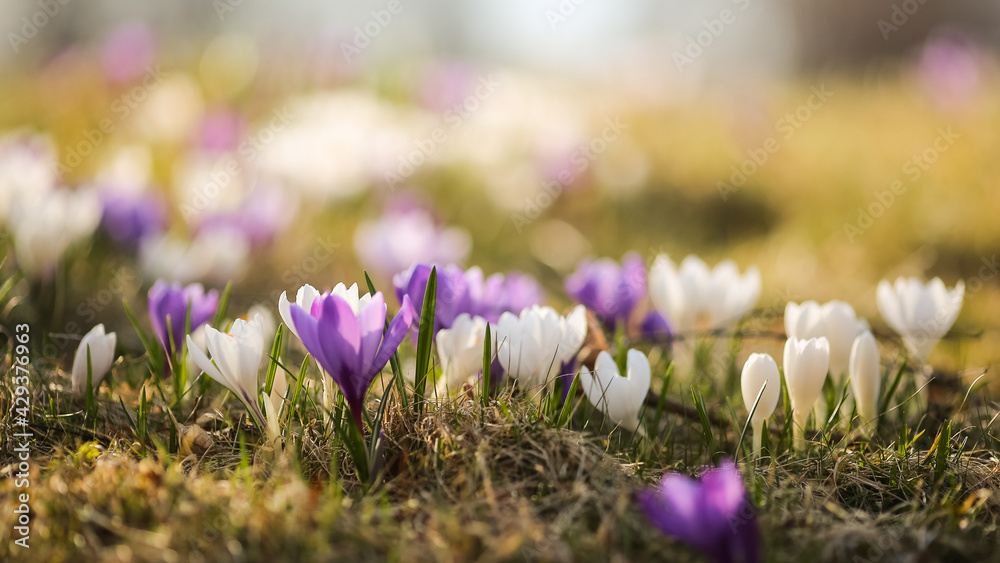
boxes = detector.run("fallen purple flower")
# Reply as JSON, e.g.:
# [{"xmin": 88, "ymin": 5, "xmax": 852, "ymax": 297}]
[{"xmin": 638, "ymin": 459, "xmax": 760, "ymax": 563}]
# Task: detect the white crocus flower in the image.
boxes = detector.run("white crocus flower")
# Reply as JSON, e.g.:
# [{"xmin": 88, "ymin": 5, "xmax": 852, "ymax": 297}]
[
  {"xmin": 740, "ymin": 353, "xmax": 781, "ymax": 459},
  {"xmin": 783, "ymin": 336, "xmax": 830, "ymax": 449},
  {"xmin": 495, "ymin": 305, "xmax": 587, "ymax": 395},
  {"xmin": 785, "ymin": 300, "xmax": 867, "ymax": 380},
  {"xmin": 876, "ymin": 277, "xmax": 964, "ymax": 364},
  {"xmin": 278, "ymin": 284, "xmax": 322, "ymax": 340},
  {"xmin": 329, "ymin": 282, "xmax": 372, "ymax": 314},
  {"xmin": 435, "ymin": 313, "xmax": 495, "ymax": 396},
  {"xmin": 785, "ymin": 300, "xmax": 868, "ymax": 422},
  {"xmin": 579, "ymin": 349, "xmax": 651, "ymax": 434},
  {"xmin": 187, "ymin": 314, "xmax": 267, "ymax": 429},
  {"xmin": 185, "ymin": 325, "xmax": 208, "ymax": 388},
  {"xmin": 11, "ymin": 188, "xmax": 101, "ymax": 279},
  {"xmin": 71, "ymin": 324, "xmax": 117, "ymax": 395},
  {"xmin": 648, "ymin": 254, "xmax": 760, "ymax": 334},
  {"xmin": 849, "ymin": 331, "xmax": 881, "ymax": 432},
  {"xmin": 0, "ymin": 132, "xmax": 58, "ymax": 225}
]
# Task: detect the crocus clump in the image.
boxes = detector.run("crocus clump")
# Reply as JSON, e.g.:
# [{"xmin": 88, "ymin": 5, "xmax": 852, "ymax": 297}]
[
  {"xmin": 648, "ymin": 254, "xmax": 760, "ymax": 334},
  {"xmin": 394, "ymin": 263, "xmax": 542, "ymax": 334},
  {"xmin": 494, "ymin": 305, "xmax": 587, "ymax": 394},
  {"xmin": 147, "ymin": 280, "xmax": 219, "ymax": 360},
  {"xmin": 435, "ymin": 313, "xmax": 496, "ymax": 395},
  {"xmin": 288, "ymin": 290, "xmax": 413, "ymax": 431},
  {"xmin": 785, "ymin": 300, "xmax": 867, "ymax": 422},
  {"xmin": 565, "ymin": 252, "xmax": 646, "ymax": 331},
  {"xmin": 638, "ymin": 459, "xmax": 760, "ymax": 563},
  {"xmin": 785, "ymin": 300, "xmax": 867, "ymax": 386}
]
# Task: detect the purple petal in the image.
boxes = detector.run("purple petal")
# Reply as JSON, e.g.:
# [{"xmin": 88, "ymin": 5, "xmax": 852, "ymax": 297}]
[
  {"xmin": 368, "ymin": 295, "xmax": 414, "ymax": 380},
  {"xmin": 701, "ymin": 461, "xmax": 746, "ymax": 519},
  {"xmin": 394, "ymin": 263, "xmax": 431, "ymax": 318},
  {"xmin": 318, "ymin": 295, "xmax": 362, "ymax": 389},
  {"xmin": 289, "ymin": 303, "xmax": 332, "ymax": 375},
  {"xmin": 357, "ymin": 293, "xmax": 388, "ymax": 379},
  {"xmin": 641, "ymin": 311, "xmax": 673, "ymax": 342},
  {"xmin": 639, "ymin": 460, "xmax": 759, "ymax": 563},
  {"xmin": 619, "ymin": 252, "xmax": 647, "ymax": 316}
]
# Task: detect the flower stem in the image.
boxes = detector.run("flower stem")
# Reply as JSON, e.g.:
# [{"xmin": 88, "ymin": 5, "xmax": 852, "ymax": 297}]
[
  {"xmin": 793, "ymin": 410, "xmax": 809, "ymax": 451},
  {"xmin": 752, "ymin": 420, "xmax": 763, "ymax": 460}
]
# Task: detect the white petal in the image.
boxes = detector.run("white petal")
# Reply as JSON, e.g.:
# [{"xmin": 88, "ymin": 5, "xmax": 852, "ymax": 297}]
[
  {"xmin": 741, "ymin": 352, "xmax": 780, "ymax": 424},
  {"xmin": 187, "ymin": 333, "xmax": 227, "ymax": 388},
  {"xmin": 278, "ymin": 291, "xmax": 296, "ymax": 338},
  {"xmin": 849, "ymin": 331, "xmax": 880, "ymax": 422}
]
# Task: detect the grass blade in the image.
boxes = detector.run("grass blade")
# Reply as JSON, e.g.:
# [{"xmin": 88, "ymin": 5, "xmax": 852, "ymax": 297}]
[
  {"xmin": 934, "ymin": 419, "xmax": 952, "ymax": 483},
  {"xmin": 264, "ymin": 324, "xmax": 284, "ymax": 395},
  {"xmin": 211, "ymin": 281, "xmax": 233, "ymax": 329},
  {"xmin": 365, "ymin": 270, "xmax": 407, "ymax": 410},
  {"xmin": 736, "ymin": 380, "xmax": 767, "ymax": 460},
  {"xmin": 481, "ymin": 323, "xmax": 492, "ymax": 409},
  {"xmin": 879, "ymin": 360, "xmax": 907, "ymax": 429},
  {"xmin": 413, "ymin": 266, "xmax": 437, "ymax": 412},
  {"xmin": 556, "ymin": 373, "xmax": 579, "ymax": 428},
  {"xmin": 691, "ymin": 387, "xmax": 718, "ymax": 462},
  {"xmin": 123, "ymin": 298, "xmax": 163, "ymax": 376}
]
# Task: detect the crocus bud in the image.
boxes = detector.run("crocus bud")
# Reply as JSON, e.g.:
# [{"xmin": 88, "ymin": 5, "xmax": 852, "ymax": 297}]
[
  {"xmin": 849, "ymin": 331, "xmax": 880, "ymax": 428},
  {"xmin": 783, "ymin": 336, "xmax": 830, "ymax": 448},
  {"xmin": 72, "ymin": 324, "xmax": 117, "ymax": 395},
  {"xmin": 740, "ymin": 353, "xmax": 780, "ymax": 459}
]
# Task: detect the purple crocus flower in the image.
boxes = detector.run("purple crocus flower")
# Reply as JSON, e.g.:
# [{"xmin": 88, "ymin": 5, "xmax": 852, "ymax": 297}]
[
  {"xmin": 100, "ymin": 189, "xmax": 167, "ymax": 247},
  {"xmin": 101, "ymin": 22, "xmax": 155, "ymax": 84},
  {"xmin": 394, "ymin": 263, "xmax": 543, "ymax": 334},
  {"xmin": 147, "ymin": 281, "xmax": 219, "ymax": 360},
  {"xmin": 394, "ymin": 263, "xmax": 465, "ymax": 334},
  {"xmin": 640, "ymin": 310, "xmax": 672, "ymax": 342},
  {"xmin": 289, "ymin": 291, "xmax": 413, "ymax": 431},
  {"xmin": 638, "ymin": 459, "xmax": 760, "ymax": 563},
  {"xmin": 918, "ymin": 34, "xmax": 981, "ymax": 110},
  {"xmin": 565, "ymin": 253, "xmax": 646, "ymax": 330},
  {"xmin": 478, "ymin": 271, "xmax": 544, "ymax": 323}
]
